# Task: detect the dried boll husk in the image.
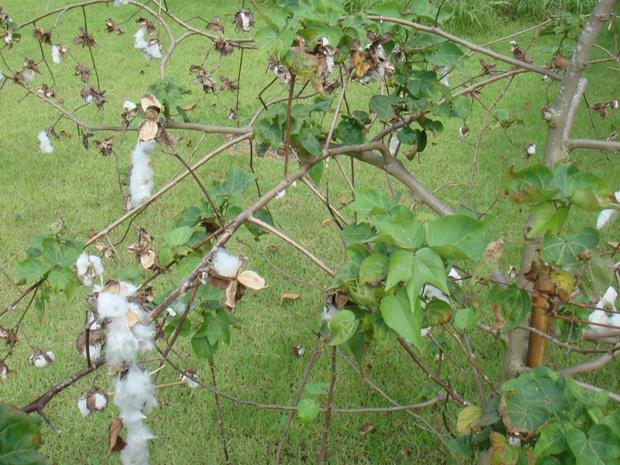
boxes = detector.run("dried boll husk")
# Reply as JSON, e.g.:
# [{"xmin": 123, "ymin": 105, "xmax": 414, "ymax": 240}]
[{"xmin": 76, "ymin": 329, "xmax": 106, "ymax": 358}]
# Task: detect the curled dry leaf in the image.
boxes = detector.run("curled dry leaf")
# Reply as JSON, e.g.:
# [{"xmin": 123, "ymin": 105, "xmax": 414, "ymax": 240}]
[
  {"xmin": 32, "ymin": 26, "xmax": 52, "ymax": 45},
  {"xmin": 93, "ymin": 136, "xmax": 114, "ymax": 156},
  {"xmin": 74, "ymin": 64, "xmax": 91, "ymax": 83},
  {"xmin": 107, "ymin": 418, "xmax": 126, "ymax": 457},
  {"xmin": 237, "ymin": 270, "xmax": 268, "ymax": 290},
  {"xmin": 105, "ymin": 18, "xmax": 124, "ymax": 35},
  {"xmin": 225, "ymin": 279, "xmax": 239, "ymax": 310},
  {"xmin": 321, "ymin": 219, "xmax": 332, "ymax": 227},
  {"xmin": 73, "ymin": 27, "xmax": 96, "ymax": 47},
  {"xmin": 136, "ymin": 17, "xmax": 156, "ymax": 36},
  {"xmin": 280, "ymin": 293, "xmax": 300, "ymax": 305},
  {"xmin": 360, "ymin": 422, "xmax": 376, "ymax": 437}
]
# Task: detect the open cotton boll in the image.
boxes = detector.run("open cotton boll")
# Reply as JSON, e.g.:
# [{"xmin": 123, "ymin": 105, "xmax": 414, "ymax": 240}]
[
  {"xmin": 114, "ymin": 0, "xmax": 129, "ymax": 5},
  {"xmin": 76, "ymin": 252, "xmax": 91, "ymax": 276},
  {"xmin": 89, "ymin": 255, "xmax": 104, "ymax": 280},
  {"xmin": 134, "ymin": 26, "xmax": 148, "ymax": 50},
  {"xmin": 77, "ymin": 397, "xmax": 90, "ymax": 417},
  {"xmin": 439, "ymin": 66, "xmax": 450, "ymax": 87},
  {"xmin": 421, "ymin": 284, "xmax": 451, "ymax": 306},
  {"xmin": 120, "ymin": 281, "xmax": 138, "ymax": 298},
  {"xmin": 120, "ymin": 422, "xmax": 155, "ymax": 465},
  {"xmin": 124, "ymin": 100, "xmax": 137, "ymax": 111},
  {"xmin": 106, "ymin": 329, "xmax": 139, "ymax": 365},
  {"xmin": 38, "ymin": 131, "xmax": 54, "ymax": 154},
  {"xmin": 80, "ymin": 342, "xmax": 102, "ymax": 360},
  {"xmin": 599, "ymin": 286, "xmax": 618, "ymax": 311},
  {"xmin": 449, "ymin": 267, "xmax": 463, "ymax": 286},
  {"xmin": 128, "ymin": 140, "xmax": 156, "ymax": 209},
  {"xmin": 131, "ymin": 323, "xmax": 155, "ymax": 354},
  {"xmin": 321, "ymin": 302, "xmax": 339, "ymax": 325},
  {"xmin": 51, "ymin": 44, "xmax": 60, "ymax": 64},
  {"xmin": 0, "ymin": 69, "xmax": 4, "ymax": 80},
  {"xmin": 98, "ymin": 292, "xmax": 130, "ymax": 319},
  {"xmin": 144, "ymin": 40, "xmax": 162, "ymax": 60},
  {"xmin": 114, "ymin": 367, "xmax": 157, "ymax": 414},
  {"xmin": 211, "ymin": 248, "xmax": 241, "ymax": 278},
  {"xmin": 22, "ymin": 72, "xmax": 34, "ymax": 82}
]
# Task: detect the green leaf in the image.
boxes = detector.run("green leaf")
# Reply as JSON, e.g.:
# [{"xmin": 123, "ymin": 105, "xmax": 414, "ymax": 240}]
[
  {"xmin": 191, "ymin": 336, "xmax": 218, "ymax": 363},
  {"xmin": 329, "ymin": 310, "xmax": 359, "ymax": 346},
  {"xmin": 308, "ymin": 161, "xmax": 324, "ymax": 186},
  {"xmin": 282, "ymin": 50, "xmax": 318, "ymax": 77},
  {"xmin": 426, "ymin": 42, "xmax": 463, "ymax": 67},
  {"xmin": 422, "ymin": 298, "xmax": 453, "ymax": 327},
  {"xmin": 48, "ymin": 267, "xmax": 80, "ymax": 300},
  {"xmin": 0, "ymin": 403, "xmax": 51, "ymax": 465},
  {"xmin": 369, "ymin": 95, "xmax": 396, "ymax": 121},
  {"xmin": 297, "ymin": 398, "xmax": 320, "ymax": 424},
  {"xmin": 213, "ymin": 167, "xmax": 257, "ymax": 201},
  {"xmin": 253, "ymin": 120, "xmax": 283, "ymax": 150},
  {"xmin": 581, "ymin": 255, "xmax": 615, "ymax": 304},
  {"xmin": 490, "ymin": 284, "xmax": 531, "ymax": 333},
  {"xmin": 158, "ymin": 246, "xmax": 173, "ymax": 268},
  {"xmin": 304, "ymin": 382, "xmax": 330, "ymax": 396},
  {"xmin": 427, "ymin": 215, "xmax": 490, "ymax": 261},
  {"xmin": 41, "ymin": 241, "xmax": 79, "ymax": 267},
  {"xmin": 567, "ymin": 424, "xmax": 620, "ymax": 465},
  {"xmin": 385, "ymin": 249, "xmax": 414, "ymax": 291},
  {"xmin": 535, "ymin": 421, "xmax": 569, "ymax": 460},
  {"xmin": 177, "ymin": 255, "xmax": 202, "ymax": 278},
  {"xmin": 359, "ymin": 254, "xmax": 388, "ymax": 285},
  {"xmin": 163, "ymin": 226, "xmax": 194, "ymax": 248},
  {"xmin": 529, "ymin": 203, "xmax": 569, "ymax": 236},
  {"xmin": 407, "ymin": 248, "xmax": 449, "ymax": 306},
  {"xmin": 254, "ymin": 27, "xmax": 295, "ymax": 57},
  {"xmin": 342, "ymin": 223, "xmax": 375, "ymax": 246},
  {"xmin": 553, "ymin": 162, "xmax": 579, "ymax": 190},
  {"xmin": 114, "ymin": 267, "xmax": 144, "ymax": 285},
  {"xmin": 373, "ymin": 207, "xmax": 425, "ymax": 250},
  {"xmin": 195, "ymin": 310, "xmax": 231, "ymax": 346},
  {"xmin": 564, "ymin": 172, "xmax": 612, "ymax": 211},
  {"xmin": 541, "ymin": 228, "xmax": 599, "ymax": 266},
  {"xmin": 453, "ymin": 307, "xmax": 478, "ymax": 331},
  {"xmin": 380, "ymin": 288, "xmax": 422, "ymax": 350},
  {"xmin": 371, "ymin": 312, "xmax": 397, "ymax": 352},
  {"xmin": 502, "ymin": 165, "xmax": 558, "ymax": 204},
  {"xmin": 15, "ymin": 258, "xmax": 48, "ymax": 285},
  {"xmin": 347, "ymin": 188, "xmax": 389, "ymax": 221}
]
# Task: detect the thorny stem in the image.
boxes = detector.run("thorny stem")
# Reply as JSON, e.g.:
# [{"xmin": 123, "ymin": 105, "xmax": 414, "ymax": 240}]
[
  {"xmin": 209, "ymin": 361, "xmax": 231, "ymax": 465},
  {"xmin": 275, "ymin": 333, "xmax": 321, "ymax": 465},
  {"xmin": 318, "ymin": 346, "xmax": 337, "ymax": 465}
]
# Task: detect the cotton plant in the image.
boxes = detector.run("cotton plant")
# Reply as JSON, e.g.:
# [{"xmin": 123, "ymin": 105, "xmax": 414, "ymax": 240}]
[
  {"xmin": 75, "ymin": 252, "xmax": 104, "ymax": 287},
  {"xmin": 96, "ymin": 281, "xmax": 157, "ymax": 465},
  {"xmin": 38, "ymin": 130, "xmax": 53, "ymax": 153}
]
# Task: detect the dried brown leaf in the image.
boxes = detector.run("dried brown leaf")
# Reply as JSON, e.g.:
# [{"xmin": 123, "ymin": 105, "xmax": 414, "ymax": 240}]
[
  {"xmin": 33, "ymin": 26, "xmax": 52, "ymax": 45},
  {"xmin": 105, "ymin": 18, "xmax": 124, "ymax": 35},
  {"xmin": 280, "ymin": 293, "xmax": 300, "ymax": 305},
  {"xmin": 73, "ymin": 27, "xmax": 96, "ymax": 47},
  {"xmin": 107, "ymin": 418, "xmax": 126, "ymax": 457}
]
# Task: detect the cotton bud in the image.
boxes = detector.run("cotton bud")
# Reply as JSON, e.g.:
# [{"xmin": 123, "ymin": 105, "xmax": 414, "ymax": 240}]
[
  {"xmin": 30, "ymin": 350, "xmax": 55, "ymax": 368},
  {"xmin": 180, "ymin": 369, "xmax": 200, "ymax": 388},
  {"xmin": 77, "ymin": 387, "xmax": 109, "ymax": 417},
  {"xmin": 459, "ymin": 124, "xmax": 470, "ymax": 137}
]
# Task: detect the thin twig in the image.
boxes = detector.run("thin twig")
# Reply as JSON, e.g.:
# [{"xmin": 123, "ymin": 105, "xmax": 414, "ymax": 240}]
[
  {"xmin": 317, "ymin": 346, "xmax": 337, "ymax": 465},
  {"xmin": 209, "ymin": 361, "xmax": 231, "ymax": 465}
]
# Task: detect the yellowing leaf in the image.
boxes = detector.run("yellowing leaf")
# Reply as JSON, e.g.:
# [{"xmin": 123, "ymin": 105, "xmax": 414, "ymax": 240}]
[{"xmin": 456, "ymin": 406, "xmax": 483, "ymax": 435}]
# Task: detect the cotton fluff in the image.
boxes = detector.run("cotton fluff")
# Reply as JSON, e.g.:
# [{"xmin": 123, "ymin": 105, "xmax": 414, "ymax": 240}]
[
  {"xmin": 0, "ymin": 69, "xmax": 3, "ymax": 81},
  {"xmin": 144, "ymin": 40, "xmax": 162, "ymax": 60},
  {"xmin": 80, "ymin": 342, "xmax": 102, "ymax": 360},
  {"xmin": 30, "ymin": 350, "xmax": 55, "ymax": 368},
  {"xmin": 134, "ymin": 26, "xmax": 148, "ymax": 50},
  {"xmin": 128, "ymin": 139, "xmax": 156, "ymax": 209},
  {"xmin": 124, "ymin": 100, "xmax": 138, "ymax": 111},
  {"xmin": 75, "ymin": 252, "xmax": 104, "ymax": 287},
  {"xmin": 38, "ymin": 131, "xmax": 53, "ymax": 153},
  {"xmin": 22, "ymin": 72, "xmax": 34, "ymax": 82},
  {"xmin": 114, "ymin": 0, "xmax": 129, "ymax": 5},
  {"xmin": 389, "ymin": 137, "xmax": 400, "ymax": 156},
  {"xmin": 120, "ymin": 281, "xmax": 138, "ymax": 298},
  {"xmin": 596, "ymin": 191, "xmax": 620, "ymax": 229},
  {"xmin": 588, "ymin": 286, "xmax": 619, "ymax": 334},
  {"xmin": 114, "ymin": 367, "xmax": 157, "ymax": 415},
  {"xmin": 121, "ymin": 421, "xmax": 156, "ymax": 465},
  {"xmin": 211, "ymin": 248, "xmax": 241, "ymax": 278},
  {"xmin": 98, "ymin": 292, "xmax": 130, "ymax": 319},
  {"xmin": 439, "ymin": 66, "xmax": 450, "ymax": 87},
  {"xmin": 51, "ymin": 45, "xmax": 60, "ymax": 64}
]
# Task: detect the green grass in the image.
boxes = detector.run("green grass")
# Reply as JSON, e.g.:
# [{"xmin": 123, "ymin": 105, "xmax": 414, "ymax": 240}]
[{"xmin": 0, "ymin": 1, "xmax": 619, "ymax": 464}]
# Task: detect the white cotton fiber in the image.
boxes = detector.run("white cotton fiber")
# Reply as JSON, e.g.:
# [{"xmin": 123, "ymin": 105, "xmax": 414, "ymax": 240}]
[
  {"xmin": 134, "ymin": 26, "xmax": 148, "ymax": 50},
  {"xmin": 80, "ymin": 342, "xmax": 102, "ymax": 360},
  {"xmin": 120, "ymin": 422, "xmax": 155, "ymax": 465},
  {"xmin": 75, "ymin": 252, "xmax": 91, "ymax": 276},
  {"xmin": 211, "ymin": 248, "xmax": 241, "ymax": 278},
  {"xmin": 114, "ymin": 0, "xmax": 129, "ymax": 5},
  {"xmin": 51, "ymin": 45, "xmax": 60, "ymax": 64},
  {"xmin": 597, "ymin": 209, "xmax": 617, "ymax": 229},
  {"xmin": 128, "ymin": 140, "xmax": 156, "ymax": 209},
  {"xmin": 119, "ymin": 281, "xmax": 138, "ymax": 298},
  {"xmin": 439, "ymin": 66, "xmax": 449, "ymax": 87},
  {"xmin": 124, "ymin": 100, "xmax": 137, "ymax": 111},
  {"xmin": 106, "ymin": 328, "xmax": 139, "ymax": 366},
  {"xmin": 38, "ymin": 131, "xmax": 53, "ymax": 153},
  {"xmin": 131, "ymin": 323, "xmax": 155, "ymax": 354},
  {"xmin": 114, "ymin": 367, "xmax": 157, "ymax": 415},
  {"xmin": 98, "ymin": 292, "xmax": 130, "ymax": 319},
  {"xmin": 145, "ymin": 40, "xmax": 162, "ymax": 59},
  {"xmin": 77, "ymin": 397, "xmax": 90, "ymax": 417}
]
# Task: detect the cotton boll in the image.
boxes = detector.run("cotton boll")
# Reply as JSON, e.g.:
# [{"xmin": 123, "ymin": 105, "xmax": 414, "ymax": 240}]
[
  {"xmin": 599, "ymin": 286, "xmax": 618, "ymax": 311},
  {"xmin": 131, "ymin": 323, "xmax": 155, "ymax": 354},
  {"xmin": 597, "ymin": 209, "xmax": 618, "ymax": 229},
  {"xmin": 421, "ymin": 327, "xmax": 431, "ymax": 337},
  {"xmin": 22, "ymin": 72, "xmax": 34, "ymax": 82},
  {"xmin": 106, "ymin": 328, "xmax": 139, "ymax": 366},
  {"xmin": 51, "ymin": 44, "xmax": 60, "ymax": 64},
  {"xmin": 76, "ymin": 252, "xmax": 91, "ymax": 276},
  {"xmin": 134, "ymin": 26, "xmax": 148, "ymax": 50},
  {"xmin": 38, "ymin": 131, "xmax": 54, "ymax": 153},
  {"xmin": 80, "ymin": 342, "xmax": 102, "ymax": 360},
  {"xmin": 98, "ymin": 292, "xmax": 129, "ymax": 319},
  {"xmin": 115, "ymin": 368, "xmax": 157, "ymax": 414},
  {"xmin": 321, "ymin": 303, "xmax": 339, "ymax": 324},
  {"xmin": 145, "ymin": 40, "xmax": 162, "ymax": 59},
  {"xmin": 421, "ymin": 284, "xmax": 451, "ymax": 306},
  {"xmin": 114, "ymin": 0, "xmax": 129, "ymax": 5},
  {"xmin": 449, "ymin": 267, "xmax": 463, "ymax": 286},
  {"xmin": 30, "ymin": 350, "xmax": 55, "ymax": 368},
  {"xmin": 89, "ymin": 255, "xmax": 104, "ymax": 280},
  {"xmin": 124, "ymin": 100, "xmax": 137, "ymax": 111},
  {"xmin": 119, "ymin": 281, "xmax": 138, "ymax": 298},
  {"xmin": 77, "ymin": 397, "xmax": 90, "ymax": 417},
  {"xmin": 0, "ymin": 69, "xmax": 4, "ymax": 81},
  {"xmin": 211, "ymin": 248, "xmax": 241, "ymax": 278},
  {"xmin": 275, "ymin": 190, "xmax": 286, "ymax": 199},
  {"xmin": 128, "ymin": 140, "xmax": 156, "ymax": 209}
]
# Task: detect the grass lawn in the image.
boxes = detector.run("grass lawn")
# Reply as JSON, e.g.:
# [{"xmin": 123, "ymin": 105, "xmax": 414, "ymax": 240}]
[{"xmin": 0, "ymin": 1, "xmax": 618, "ymax": 464}]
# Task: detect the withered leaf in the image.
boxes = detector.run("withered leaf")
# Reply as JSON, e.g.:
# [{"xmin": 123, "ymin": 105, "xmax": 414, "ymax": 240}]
[
  {"xmin": 32, "ymin": 26, "xmax": 52, "ymax": 45},
  {"xmin": 215, "ymin": 38, "xmax": 234, "ymax": 56},
  {"xmin": 60, "ymin": 130, "xmax": 71, "ymax": 137},
  {"xmin": 321, "ymin": 219, "xmax": 332, "ymax": 227},
  {"xmin": 73, "ymin": 27, "xmax": 96, "ymax": 47},
  {"xmin": 107, "ymin": 418, "xmax": 126, "ymax": 457},
  {"xmin": 120, "ymin": 106, "xmax": 140, "ymax": 124},
  {"xmin": 74, "ymin": 64, "xmax": 91, "ymax": 83},
  {"xmin": 81, "ymin": 86, "xmax": 107, "ymax": 108},
  {"xmin": 340, "ymin": 196, "xmax": 349, "ymax": 205},
  {"xmin": 136, "ymin": 17, "xmax": 155, "ymax": 36},
  {"xmin": 37, "ymin": 84, "xmax": 55, "ymax": 99},
  {"xmin": 280, "ymin": 293, "xmax": 300, "ymax": 305},
  {"xmin": 93, "ymin": 136, "xmax": 114, "ymax": 156},
  {"xmin": 206, "ymin": 16, "xmax": 224, "ymax": 33},
  {"xmin": 180, "ymin": 103, "xmax": 196, "ymax": 111},
  {"xmin": 105, "ymin": 18, "xmax": 124, "ymax": 35},
  {"xmin": 479, "ymin": 59, "xmax": 496, "ymax": 77},
  {"xmin": 360, "ymin": 422, "xmax": 375, "ymax": 437},
  {"xmin": 553, "ymin": 54, "xmax": 569, "ymax": 71},
  {"xmin": 193, "ymin": 70, "xmax": 216, "ymax": 93},
  {"xmin": 22, "ymin": 57, "xmax": 40, "ymax": 75},
  {"xmin": 82, "ymin": 131, "xmax": 94, "ymax": 149},
  {"xmin": 219, "ymin": 75, "xmax": 239, "ymax": 92}
]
